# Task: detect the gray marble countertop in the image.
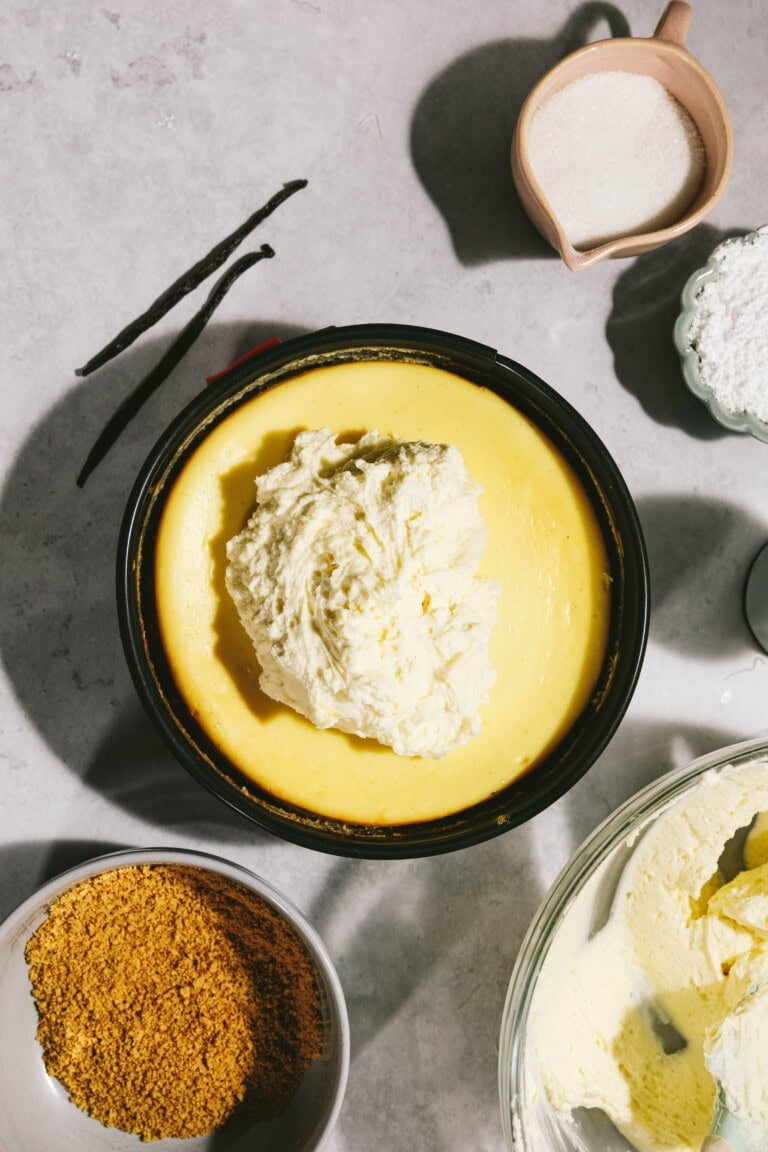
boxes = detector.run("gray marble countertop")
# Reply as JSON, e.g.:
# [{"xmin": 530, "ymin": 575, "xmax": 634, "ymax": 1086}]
[{"xmin": 2, "ymin": 2, "xmax": 767, "ymax": 1149}]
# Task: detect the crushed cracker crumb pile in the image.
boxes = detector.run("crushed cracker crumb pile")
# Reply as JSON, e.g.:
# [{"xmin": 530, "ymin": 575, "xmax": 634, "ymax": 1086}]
[{"xmin": 24, "ymin": 864, "xmax": 324, "ymax": 1142}]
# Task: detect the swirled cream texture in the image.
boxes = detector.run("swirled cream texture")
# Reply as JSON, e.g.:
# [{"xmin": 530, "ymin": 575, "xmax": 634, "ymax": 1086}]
[
  {"xmin": 530, "ymin": 760, "xmax": 768, "ymax": 1152},
  {"xmin": 704, "ymin": 936, "xmax": 768, "ymax": 1151},
  {"xmin": 225, "ymin": 429, "xmax": 499, "ymax": 758}
]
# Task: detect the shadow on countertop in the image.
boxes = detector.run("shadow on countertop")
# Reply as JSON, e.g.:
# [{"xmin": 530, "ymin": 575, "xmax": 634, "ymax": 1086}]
[
  {"xmin": 606, "ymin": 223, "xmax": 754, "ymax": 437},
  {"xmin": 410, "ymin": 2, "xmax": 630, "ymax": 265},
  {"xmin": 0, "ymin": 318, "xmax": 305, "ymax": 841},
  {"xmin": 0, "ymin": 840, "xmax": 131, "ymax": 922},
  {"xmin": 635, "ymin": 491, "xmax": 767, "ymax": 660}
]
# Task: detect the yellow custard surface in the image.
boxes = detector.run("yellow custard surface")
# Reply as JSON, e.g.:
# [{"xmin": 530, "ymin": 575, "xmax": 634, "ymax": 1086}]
[{"xmin": 155, "ymin": 359, "xmax": 611, "ymax": 825}]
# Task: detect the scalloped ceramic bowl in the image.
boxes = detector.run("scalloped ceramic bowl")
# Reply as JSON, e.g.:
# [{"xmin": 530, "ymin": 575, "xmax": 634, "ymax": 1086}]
[
  {"xmin": 674, "ymin": 226, "xmax": 768, "ymax": 443},
  {"xmin": 0, "ymin": 848, "xmax": 349, "ymax": 1152}
]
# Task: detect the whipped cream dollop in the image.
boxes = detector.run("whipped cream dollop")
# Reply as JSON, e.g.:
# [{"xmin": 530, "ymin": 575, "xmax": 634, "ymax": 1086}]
[{"xmin": 225, "ymin": 429, "xmax": 499, "ymax": 758}]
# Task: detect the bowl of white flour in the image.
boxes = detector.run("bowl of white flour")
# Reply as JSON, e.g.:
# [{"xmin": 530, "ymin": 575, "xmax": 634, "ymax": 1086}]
[{"xmin": 675, "ymin": 226, "xmax": 768, "ymax": 442}]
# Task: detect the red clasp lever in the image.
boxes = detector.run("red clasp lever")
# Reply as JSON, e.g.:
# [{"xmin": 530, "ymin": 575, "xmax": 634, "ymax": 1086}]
[{"xmin": 205, "ymin": 337, "xmax": 281, "ymax": 385}]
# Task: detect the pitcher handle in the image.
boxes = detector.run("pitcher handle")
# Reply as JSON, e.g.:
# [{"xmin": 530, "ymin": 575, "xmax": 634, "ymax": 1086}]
[{"xmin": 653, "ymin": 0, "xmax": 692, "ymax": 45}]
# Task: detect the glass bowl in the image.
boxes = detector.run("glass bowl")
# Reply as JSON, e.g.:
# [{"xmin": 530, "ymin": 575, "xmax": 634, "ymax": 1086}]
[
  {"xmin": 118, "ymin": 323, "xmax": 649, "ymax": 858},
  {"xmin": 0, "ymin": 848, "xmax": 349, "ymax": 1152},
  {"xmin": 674, "ymin": 227, "xmax": 768, "ymax": 442},
  {"xmin": 498, "ymin": 734, "xmax": 768, "ymax": 1152}
]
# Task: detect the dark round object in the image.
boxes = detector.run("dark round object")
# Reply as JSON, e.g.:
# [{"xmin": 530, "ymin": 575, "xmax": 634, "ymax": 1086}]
[
  {"xmin": 117, "ymin": 324, "xmax": 649, "ymax": 858},
  {"xmin": 745, "ymin": 541, "xmax": 768, "ymax": 655}
]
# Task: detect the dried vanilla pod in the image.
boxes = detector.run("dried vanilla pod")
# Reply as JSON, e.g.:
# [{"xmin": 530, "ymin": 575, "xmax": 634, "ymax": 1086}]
[
  {"xmin": 76, "ymin": 245, "xmax": 274, "ymax": 487},
  {"xmin": 75, "ymin": 179, "xmax": 307, "ymax": 377}
]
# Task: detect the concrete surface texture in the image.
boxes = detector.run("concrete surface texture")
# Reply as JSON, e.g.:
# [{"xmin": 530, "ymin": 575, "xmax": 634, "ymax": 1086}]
[{"xmin": 1, "ymin": 2, "xmax": 767, "ymax": 1149}]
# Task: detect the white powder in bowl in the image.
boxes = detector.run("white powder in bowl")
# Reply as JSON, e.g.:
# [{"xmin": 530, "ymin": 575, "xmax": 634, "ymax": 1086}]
[
  {"xmin": 687, "ymin": 227, "xmax": 768, "ymax": 425},
  {"xmin": 527, "ymin": 70, "xmax": 705, "ymax": 249}
]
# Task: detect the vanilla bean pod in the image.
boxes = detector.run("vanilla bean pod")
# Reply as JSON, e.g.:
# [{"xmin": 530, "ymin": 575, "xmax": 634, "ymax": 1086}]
[
  {"xmin": 75, "ymin": 179, "xmax": 306, "ymax": 377},
  {"xmin": 76, "ymin": 245, "xmax": 274, "ymax": 487}
]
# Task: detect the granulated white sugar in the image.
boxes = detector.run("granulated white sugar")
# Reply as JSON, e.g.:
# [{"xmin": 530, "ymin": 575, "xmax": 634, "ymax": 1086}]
[
  {"xmin": 527, "ymin": 70, "xmax": 705, "ymax": 250},
  {"xmin": 687, "ymin": 227, "xmax": 768, "ymax": 424}
]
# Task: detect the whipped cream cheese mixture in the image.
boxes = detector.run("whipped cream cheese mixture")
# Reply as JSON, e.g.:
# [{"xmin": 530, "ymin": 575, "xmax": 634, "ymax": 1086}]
[
  {"xmin": 530, "ymin": 759, "xmax": 768, "ymax": 1152},
  {"xmin": 704, "ymin": 981, "xmax": 768, "ymax": 1152},
  {"xmin": 225, "ymin": 429, "xmax": 499, "ymax": 758}
]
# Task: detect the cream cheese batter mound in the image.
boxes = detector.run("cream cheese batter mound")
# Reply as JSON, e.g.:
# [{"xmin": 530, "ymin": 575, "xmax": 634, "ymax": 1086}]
[{"xmin": 225, "ymin": 429, "xmax": 499, "ymax": 758}]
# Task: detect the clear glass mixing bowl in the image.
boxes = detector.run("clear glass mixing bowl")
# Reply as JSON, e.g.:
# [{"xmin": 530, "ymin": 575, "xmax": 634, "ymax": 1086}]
[{"xmin": 498, "ymin": 735, "xmax": 768, "ymax": 1151}]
